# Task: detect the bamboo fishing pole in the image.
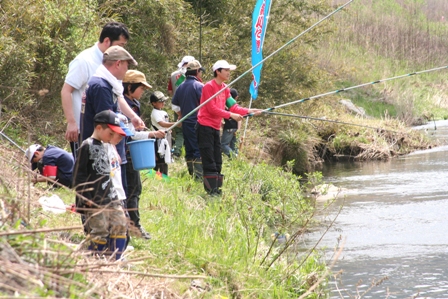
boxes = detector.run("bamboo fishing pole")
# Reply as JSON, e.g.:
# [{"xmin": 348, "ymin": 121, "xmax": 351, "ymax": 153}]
[
  {"xmin": 241, "ymin": 65, "xmax": 448, "ymax": 132},
  {"xmin": 262, "ymin": 111, "xmax": 400, "ymax": 133},
  {"xmin": 263, "ymin": 65, "xmax": 448, "ymax": 112},
  {"xmin": 165, "ymin": 0, "xmax": 355, "ymax": 131}
]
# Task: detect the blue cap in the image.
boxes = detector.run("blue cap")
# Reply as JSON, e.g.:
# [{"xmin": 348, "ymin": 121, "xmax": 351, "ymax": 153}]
[{"xmin": 120, "ymin": 121, "xmax": 134, "ymax": 137}]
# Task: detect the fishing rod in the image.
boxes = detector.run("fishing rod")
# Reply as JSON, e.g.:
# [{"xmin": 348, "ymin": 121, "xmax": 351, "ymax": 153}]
[
  {"xmin": 262, "ymin": 111, "xmax": 400, "ymax": 133},
  {"xmin": 264, "ymin": 65, "xmax": 448, "ymax": 112},
  {"xmin": 0, "ymin": 131, "xmax": 26, "ymax": 153},
  {"xmin": 166, "ymin": 0, "xmax": 354, "ymax": 131}
]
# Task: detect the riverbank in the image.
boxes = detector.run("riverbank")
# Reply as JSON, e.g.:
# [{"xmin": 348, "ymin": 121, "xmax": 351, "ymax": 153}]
[
  {"xmin": 243, "ymin": 98, "xmax": 438, "ymax": 177},
  {"xmin": 0, "ymin": 114, "xmax": 440, "ymax": 297}
]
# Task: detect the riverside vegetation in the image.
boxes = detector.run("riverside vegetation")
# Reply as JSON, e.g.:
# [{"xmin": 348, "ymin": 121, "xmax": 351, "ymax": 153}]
[
  {"xmin": 1, "ymin": 0, "xmax": 448, "ymax": 297},
  {"xmin": 0, "ymin": 143, "xmax": 329, "ymax": 298}
]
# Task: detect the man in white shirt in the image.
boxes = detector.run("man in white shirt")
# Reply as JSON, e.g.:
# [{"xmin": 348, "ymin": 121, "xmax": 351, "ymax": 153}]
[{"xmin": 61, "ymin": 22, "xmax": 130, "ymax": 158}]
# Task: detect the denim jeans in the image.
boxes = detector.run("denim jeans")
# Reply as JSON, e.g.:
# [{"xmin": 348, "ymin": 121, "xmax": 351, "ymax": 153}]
[
  {"xmin": 221, "ymin": 128, "xmax": 238, "ymax": 157},
  {"xmin": 183, "ymin": 121, "xmax": 201, "ymax": 160}
]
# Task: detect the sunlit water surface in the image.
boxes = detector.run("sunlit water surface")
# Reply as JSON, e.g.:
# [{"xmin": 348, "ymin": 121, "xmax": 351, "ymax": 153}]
[{"xmin": 305, "ymin": 120, "xmax": 448, "ymax": 298}]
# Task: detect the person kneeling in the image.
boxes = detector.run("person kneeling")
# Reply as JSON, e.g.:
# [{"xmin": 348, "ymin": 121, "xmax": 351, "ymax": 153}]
[{"xmin": 25, "ymin": 144, "xmax": 74, "ymax": 188}]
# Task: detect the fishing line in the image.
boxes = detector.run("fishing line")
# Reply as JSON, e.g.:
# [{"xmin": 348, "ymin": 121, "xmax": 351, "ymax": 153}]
[
  {"xmin": 262, "ymin": 111, "xmax": 400, "ymax": 133},
  {"xmin": 166, "ymin": 0, "xmax": 354, "ymax": 131},
  {"xmin": 264, "ymin": 65, "xmax": 448, "ymax": 111}
]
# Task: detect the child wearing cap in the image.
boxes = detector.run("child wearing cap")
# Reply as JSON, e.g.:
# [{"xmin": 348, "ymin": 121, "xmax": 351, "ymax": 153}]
[
  {"xmin": 25, "ymin": 144, "xmax": 74, "ymax": 188},
  {"xmin": 73, "ymin": 110, "xmax": 128, "ymax": 260},
  {"xmin": 197, "ymin": 60, "xmax": 262, "ymax": 195},
  {"xmin": 122, "ymin": 70, "xmax": 165, "ymax": 239},
  {"xmin": 104, "ymin": 117, "xmax": 133, "ymax": 247},
  {"xmin": 150, "ymin": 91, "xmax": 177, "ymax": 175}
]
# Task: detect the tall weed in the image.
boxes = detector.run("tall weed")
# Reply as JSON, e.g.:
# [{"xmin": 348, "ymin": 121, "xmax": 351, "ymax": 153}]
[{"xmin": 136, "ymin": 158, "xmax": 328, "ymax": 297}]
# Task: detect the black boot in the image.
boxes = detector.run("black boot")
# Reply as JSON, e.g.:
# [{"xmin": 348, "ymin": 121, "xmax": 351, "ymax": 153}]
[
  {"xmin": 217, "ymin": 174, "xmax": 224, "ymax": 194},
  {"xmin": 186, "ymin": 158, "xmax": 194, "ymax": 176},
  {"xmin": 193, "ymin": 158, "xmax": 203, "ymax": 181},
  {"xmin": 203, "ymin": 172, "xmax": 219, "ymax": 195}
]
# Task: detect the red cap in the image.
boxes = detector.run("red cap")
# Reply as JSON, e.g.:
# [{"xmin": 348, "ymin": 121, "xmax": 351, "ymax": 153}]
[{"xmin": 107, "ymin": 124, "xmax": 126, "ymax": 136}]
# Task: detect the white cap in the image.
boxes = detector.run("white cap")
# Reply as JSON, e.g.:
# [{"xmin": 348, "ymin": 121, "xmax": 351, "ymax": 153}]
[
  {"xmin": 212, "ymin": 60, "xmax": 237, "ymax": 72},
  {"xmin": 177, "ymin": 56, "xmax": 195, "ymax": 69},
  {"xmin": 25, "ymin": 144, "xmax": 41, "ymax": 162}
]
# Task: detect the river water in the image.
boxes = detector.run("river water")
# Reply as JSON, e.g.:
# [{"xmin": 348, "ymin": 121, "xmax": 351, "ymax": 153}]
[{"xmin": 306, "ymin": 120, "xmax": 448, "ymax": 298}]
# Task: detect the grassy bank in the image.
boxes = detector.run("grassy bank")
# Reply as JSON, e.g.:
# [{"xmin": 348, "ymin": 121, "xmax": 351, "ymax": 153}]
[
  {"xmin": 0, "ymin": 143, "xmax": 329, "ymax": 298},
  {"xmin": 315, "ymin": 0, "xmax": 448, "ymax": 123}
]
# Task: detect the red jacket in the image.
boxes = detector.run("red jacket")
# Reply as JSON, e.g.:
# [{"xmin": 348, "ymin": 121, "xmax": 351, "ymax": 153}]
[{"xmin": 197, "ymin": 79, "xmax": 248, "ymax": 130}]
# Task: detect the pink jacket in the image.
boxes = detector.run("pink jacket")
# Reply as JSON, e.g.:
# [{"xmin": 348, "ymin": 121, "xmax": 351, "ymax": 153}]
[{"xmin": 197, "ymin": 79, "xmax": 248, "ymax": 130}]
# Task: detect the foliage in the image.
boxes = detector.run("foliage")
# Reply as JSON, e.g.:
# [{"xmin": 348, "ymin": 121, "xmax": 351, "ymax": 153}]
[
  {"xmin": 278, "ymin": 128, "xmax": 314, "ymax": 176},
  {"xmin": 0, "ymin": 0, "xmax": 102, "ymax": 147},
  {"xmin": 0, "ymin": 0, "xmax": 333, "ymax": 147},
  {"xmin": 135, "ymin": 157, "xmax": 329, "ymax": 298},
  {"xmin": 0, "ymin": 0, "xmax": 100, "ymax": 106}
]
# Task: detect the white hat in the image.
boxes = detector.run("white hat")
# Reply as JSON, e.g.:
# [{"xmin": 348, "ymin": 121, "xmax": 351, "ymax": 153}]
[
  {"xmin": 212, "ymin": 60, "xmax": 237, "ymax": 72},
  {"xmin": 25, "ymin": 144, "xmax": 41, "ymax": 162},
  {"xmin": 177, "ymin": 56, "xmax": 195, "ymax": 69}
]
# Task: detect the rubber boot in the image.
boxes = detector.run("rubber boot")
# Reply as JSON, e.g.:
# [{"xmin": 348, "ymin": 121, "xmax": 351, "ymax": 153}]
[
  {"xmin": 217, "ymin": 174, "xmax": 224, "ymax": 195},
  {"xmin": 88, "ymin": 239, "xmax": 108, "ymax": 255},
  {"xmin": 186, "ymin": 158, "xmax": 194, "ymax": 176},
  {"xmin": 193, "ymin": 158, "xmax": 203, "ymax": 181},
  {"xmin": 203, "ymin": 172, "xmax": 219, "ymax": 195},
  {"xmin": 109, "ymin": 235, "xmax": 127, "ymax": 260}
]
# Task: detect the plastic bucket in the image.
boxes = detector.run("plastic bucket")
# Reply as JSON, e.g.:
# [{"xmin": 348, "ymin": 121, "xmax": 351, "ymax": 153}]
[
  {"xmin": 127, "ymin": 139, "xmax": 156, "ymax": 170},
  {"xmin": 42, "ymin": 165, "xmax": 57, "ymax": 179}
]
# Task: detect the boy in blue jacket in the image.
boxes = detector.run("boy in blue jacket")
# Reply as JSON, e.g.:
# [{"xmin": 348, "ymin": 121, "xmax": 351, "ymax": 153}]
[{"xmin": 25, "ymin": 144, "xmax": 74, "ymax": 188}]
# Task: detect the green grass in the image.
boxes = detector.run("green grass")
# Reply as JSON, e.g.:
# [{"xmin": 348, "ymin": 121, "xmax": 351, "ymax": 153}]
[
  {"xmin": 312, "ymin": 0, "xmax": 448, "ymax": 123},
  {"xmin": 18, "ymin": 156, "xmax": 328, "ymax": 298},
  {"xmin": 133, "ymin": 158, "xmax": 327, "ymax": 297},
  {"xmin": 333, "ymin": 80, "xmax": 398, "ymax": 119},
  {"xmin": 351, "ymin": 94, "xmax": 397, "ymax": 119}
]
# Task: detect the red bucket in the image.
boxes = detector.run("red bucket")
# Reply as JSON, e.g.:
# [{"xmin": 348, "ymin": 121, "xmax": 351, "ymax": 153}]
[{"xmin": 42, "ymin": 165, "xmax": 57, "ymax": 179}]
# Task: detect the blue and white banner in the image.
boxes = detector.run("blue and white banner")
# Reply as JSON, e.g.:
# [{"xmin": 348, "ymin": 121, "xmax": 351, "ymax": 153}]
[{"xmin": 249, "ymin": 0, "xmax": 272, "ymax": 100}]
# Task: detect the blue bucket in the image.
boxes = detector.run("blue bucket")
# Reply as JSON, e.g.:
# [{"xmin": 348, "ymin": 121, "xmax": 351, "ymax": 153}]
[{"xmin": 127, "ymin": 139, "xmax": 156, "ymax": 170}]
